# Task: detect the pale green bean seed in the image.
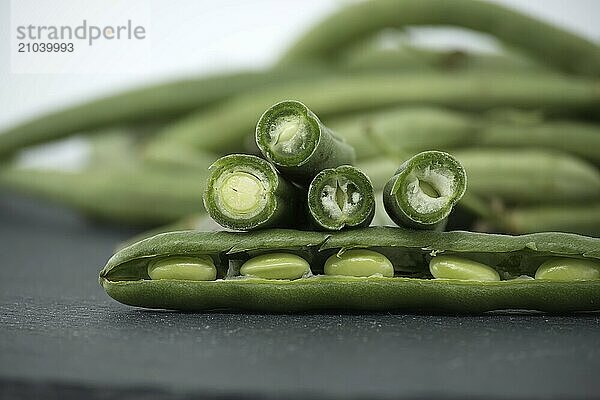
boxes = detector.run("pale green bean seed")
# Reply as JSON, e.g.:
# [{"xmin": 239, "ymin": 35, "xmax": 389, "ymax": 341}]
[
  {"xmin": 148, "ymin": 255, "xmax": 217, "ymax": 281},
  {"xmin": 429, "ymin": 255, "xmax": 500, "ymax": 281},
  {"xmin": 535, "ymin": 257, "xmax": 600, "ymax": 280},
  {"xmin": 240, "ymin": 253, "xmax": 310, "ymax": 280},
  {"xmin": 324, "ymin": 249, "xmax": 394, "ymax": 277}
]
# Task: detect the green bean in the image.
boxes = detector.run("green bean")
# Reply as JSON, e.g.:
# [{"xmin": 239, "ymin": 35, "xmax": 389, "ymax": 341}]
[
  {"xmin": 500, "ymin": 204, "xmax": 600, "ymax": 236},
  {"xmin": 203, "ymin": 154, "xmax": 301, "ymax": 230},
  {"xmin": 382, "ymin": 151, "xmax": 467, "ymax": 230},
  {"xmin": 100, "ymin": 227, "xmax": 600, "ymax": 312},
  {"xmin": 255, "ymin": 100, "xmax": 355, "ymax": 183},
  {"xmin": 429, "ymin": 255, "xmax": 500, "ymax": 281},
  {"xmin": 455, "ymin": 149, "xmax": 600, "ymax": 204},
  {"xmin": 148, "ymin": 256, "xmax": 217, "ymax": 281},
  {"xmin": 240, "ymin": 253, "xmax": 310, "ymax": 280},
  {"xmin": 535, "ymin": 258, "xmax": 600, "ymax": 281},
  {"xmin": 331, "ymin": 107, "xmax": 475, "ymax": 160},
  {"xmin": 0, "ymin": 165, "xmax": 206, "ymax": 225},
  {"xmin": 324, "ymin": 249, "xmax": 394, "ymax": 277},
  {"xmin": 342, "ymin": 45, "xmax": 547, "ymax": 73},
  {"xmin": 359, "ymin": 149, "xmax": 600, "ymax": 204},
  {"xmin": 0, "ymin": 67, "xmax": 337, "ymax": 159},
  {"xmin": 308, "ymin": 165, "xmax": 374, "ymax": 230},
  {"xmin": 330, "ymin": 107, "xmax": 600, "ymax": 164},
  {"xmin": 146, "ymin": 71, "xmax": 600, "ymax": 155},
  {"xmin": 279, "ymin": 0, "xmax": 600, "ymax": 76}
]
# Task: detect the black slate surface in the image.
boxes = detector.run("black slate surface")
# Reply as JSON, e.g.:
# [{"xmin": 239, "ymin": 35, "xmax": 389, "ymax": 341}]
[{"xmin": 1, "ymin": 191, "xmax": 599, "ymax": 400}]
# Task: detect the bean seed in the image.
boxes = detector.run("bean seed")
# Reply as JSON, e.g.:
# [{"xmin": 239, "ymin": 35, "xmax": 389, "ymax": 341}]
[
  {"xmin": 240, "ymin": 253, "xmax": 310, "ymax": 280},
  {"xmin": 535, "ymin": 257, "xmax": 600, "ymax": 280},
  {"xmin": 148, "ymin": 255, "xmax": 217, "ymax": 281},
  {"xmin": 324, "ymin": 249, "xmax": 394, "ymax": 277},
  {"xmin": 429, "ymin": 255, "xmax": 500, "ymax": 281}
]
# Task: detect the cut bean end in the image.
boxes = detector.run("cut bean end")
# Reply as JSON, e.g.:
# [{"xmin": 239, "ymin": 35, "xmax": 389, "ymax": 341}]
[
  {"xmin": 256, "ymin": 100, "xmax": 320, "ymax": 167},
  {"xmin": 308, "ymin": 166, "xmax": 375, "ymax": 230},
  {"xmin": 204, "ymin": 154, "xmax": 282, "ymax": 230},
  {"xmin": 219, "ymin": 172, "xmax": 266, "ymax": 214},
  {"xmin": 384, "ymin": 151, "xmax": 467, "ymax": 229}
]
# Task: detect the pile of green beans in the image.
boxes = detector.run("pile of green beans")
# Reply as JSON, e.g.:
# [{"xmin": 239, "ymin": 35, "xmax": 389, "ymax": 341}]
[
  {"xmin": 100, "ymin": 227, "xmax": 600, "ymax": 313},
  {"xmin": 0, "ymin": 0, "xmax": 598, "ymax": 238},
  {"xmin": 204, "ymin": 102, "xmax": 379, "ymax": 232}
]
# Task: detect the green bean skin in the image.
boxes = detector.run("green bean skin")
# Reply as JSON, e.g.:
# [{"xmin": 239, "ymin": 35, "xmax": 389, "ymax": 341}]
[
  {"xmin": 102, "ymin": 277, "xmax": 600, "ymax": 313},
  {"xmin": 342, "ymin": 45, "xmax": 547, "ymax": 74},
  {"xmin": 454, "ymin": 149, "xmax": 600, "ymax": 204},
  {"xmin": 501, "ymin": 204, "xmax": 600, "ymax": 237},
  {"xmin": 383, "ymin": 151, "xmax": 467, "ymax": 230},
  {"xmin": 255, "ymin": 100, "xmax": 356, "ymax": 183},
  {"xmin": 279, "ymin": 0, "xmax": 600, "ymax": 76},
  {"xmin": 308, "ymin": 165, "xmax": 375, "ymax": 230},
  {"xmin": 203, "ymin": 154, "xmax": 301, "ymax": 230},
  {"xmin": 146, "ymin": 71, "xmax": 600, "ymax": 155},
  {"xmin": 330, "ymin": 107, "xmax": 600, "ymax": 164},
  {"xmin": 100, "ymin": 227, "xmax": 600, "ymax": 313}
]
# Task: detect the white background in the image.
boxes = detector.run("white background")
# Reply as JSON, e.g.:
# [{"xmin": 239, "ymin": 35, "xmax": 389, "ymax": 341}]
[{"xmin": 1, "ymin": 0, "xmax": 599, "ymax": 131}]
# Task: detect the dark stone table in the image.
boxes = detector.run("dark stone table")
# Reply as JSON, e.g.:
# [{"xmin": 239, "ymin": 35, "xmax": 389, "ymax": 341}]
[{"xmin": 1, "ymin": 192, "xmax": 599, "ymax": 399}]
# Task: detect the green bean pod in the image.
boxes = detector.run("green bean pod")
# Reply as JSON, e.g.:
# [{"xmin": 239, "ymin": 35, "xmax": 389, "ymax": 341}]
[
  {"xmin": 99, "ymin": 227, "xmax": 600, "ymax": 313},
  {"xmin": 255, "ymin": 100, "xmax": 355, "ymax": 183},
  {"xmin": 203, "ymin": 154, "xmax": 301, "ymax": 230},
  {"xmin": 308, "ymin": 165, "xmax": 374, "ymax": 230},
  {"xmin": 329, "ymin": 106, "xmax": 600, "ymax": 164},
  {"xmin": 500, "ymin": 203, "xmax": 600, "ymax": 237},
  {"xmin": 341, "ymin": 45, "xmax": 547, "ymax": 74},
  {"xmin": 146, "ymin": 71, "xmax": 600, "ymax": 156},
  {"xmin": 0, "ymin": 165, "xmax": 207, "ymax": 225},
  {"xmin": 383, "ymin": 151, "xmax": 467, "ymax": 230},
  {"xmin": 279, "ymin": 0, "xmax": 600, "ymax": 76}
]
